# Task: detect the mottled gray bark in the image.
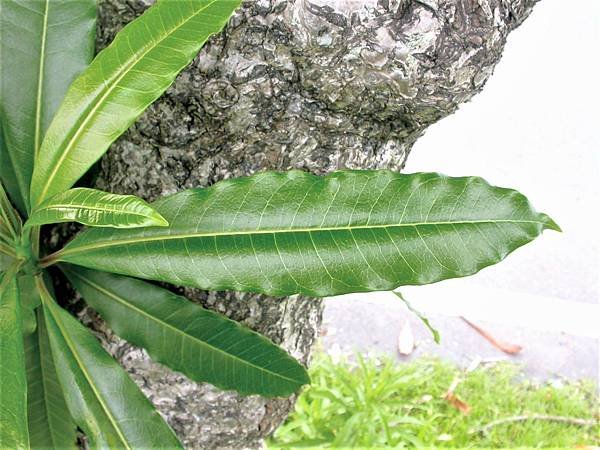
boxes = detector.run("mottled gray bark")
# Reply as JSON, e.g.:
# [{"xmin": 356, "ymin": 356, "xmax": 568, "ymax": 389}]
[{"xmin": 89, "ymin": 0, "xmax": 538, "ymax": 448}]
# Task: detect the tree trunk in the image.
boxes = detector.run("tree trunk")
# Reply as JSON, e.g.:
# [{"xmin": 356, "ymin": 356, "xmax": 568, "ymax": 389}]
[{"xmin": 89, "ymin": 0, "xmax": 538, "ymax": 448}]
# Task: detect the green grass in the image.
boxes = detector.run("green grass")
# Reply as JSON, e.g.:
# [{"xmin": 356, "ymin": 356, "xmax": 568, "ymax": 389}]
[{"xmin": 269, "ymin": 353, "xmax": 599, "ymax": 448}]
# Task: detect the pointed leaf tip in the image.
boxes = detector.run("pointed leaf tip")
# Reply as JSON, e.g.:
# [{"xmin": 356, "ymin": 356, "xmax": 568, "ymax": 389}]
[
  {"xmin": 541, "ymin": 213, "xmax": 561, "ymax": 232},
  {"xmin": 152, "ymin": 212, "xmax": 170, "ymax": 227}
]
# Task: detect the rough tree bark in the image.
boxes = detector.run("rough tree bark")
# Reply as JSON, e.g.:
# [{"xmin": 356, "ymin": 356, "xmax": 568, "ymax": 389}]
[{"xmin": 87, "ymin": 0, "xmax": 538, "ymax": 448}]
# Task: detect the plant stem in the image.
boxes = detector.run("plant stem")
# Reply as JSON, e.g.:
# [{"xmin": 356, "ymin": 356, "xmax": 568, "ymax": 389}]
[
  {"xmin": 34, "ymin": 274, "xmax": 50, "ymax": 303},
  {"xmin": 39, "ymin": 252, "xmax": 58, "ymax": 269},
  {"xmin": 31, "ymin": 226, "xmax": 40, "ymax": 258}
]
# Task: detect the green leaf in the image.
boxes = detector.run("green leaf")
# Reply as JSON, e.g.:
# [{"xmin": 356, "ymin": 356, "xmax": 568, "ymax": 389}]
[
  {"xmin": 17, "ymin": 274, "xmax": 40, "ymax": 336},
  {"xmin": 0, "ymin": 189, "xmax": 17, "ymax": 264},
  {"xmin": 62, "ymin": 265, "xmax": 309, "ymax": 397},
  {"xmin": 37, "ymin": 278, "xmax": 183, "ymax": 449},
  {"xmin": 0, "ymin": 179, "xmax": 22, "ymax": 241},
  {"xmin": 0, "ymin": 123, "xmax": 26, "ymax": 214},
  {"xmin": 52, "ymin": 170, "xmax": 559, "ymax": 297},
  {"xmin": 24, "ymin": 309, "xmax": 77, "ymax": 450},
  {"xmin": 1, "ymin": 0, "xmax": 96, "ymax": 212},
  {"xmin": 30, "ymin": 0, "xmax": 241, "ymax": 207},
  {"xmin": 393, "ymin": 291, "xmax": 440, "ymax": 344},
  {"xmin": 0, "ymin": 251, "xmax": 15, "ymax": 272},
  {"xmin": 0, "ymin": 273, "xmax": 28, "ymax": 449},
  {"xmin": 0, "ymin": 181, "xmax": 22, "ymax": 255},
  {"xmin": 26, "ymin": 187, "xmax": 168, "ymax": 229}
]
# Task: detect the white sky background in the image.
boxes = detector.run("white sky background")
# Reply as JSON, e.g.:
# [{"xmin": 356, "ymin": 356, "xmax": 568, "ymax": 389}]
[{"xmin": 404, "ymin": 0, "xmax": 599, "ymax": 305}]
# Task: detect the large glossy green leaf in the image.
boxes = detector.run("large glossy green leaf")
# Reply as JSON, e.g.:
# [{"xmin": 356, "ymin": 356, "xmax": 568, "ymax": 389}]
[
  {"xmin": 24, "ymin": 309, "xmax": 77, "ymax": 450},
  {"xmin": 52, "ymin": 170, "xmax": 559, "ymax": 297},
  {"xmin": 1, "ymin": 0, "xmax": 96, "ymax": 212},
  {"xmin": 0, "ymin": 273, "xmax": 28, "ymax": 449},
  {"xmin": 37, "ymin": 278, "xmax": 182, "ymax": 449},
  {"xmin": 62, "ymin": 265, "xmax": 309, "ymax": 397},
  {"xmin": 26, "ymin": 187, "xmax": 168, "ymax": 229},
  {"xmin": 30, "ymin": 0, "xmax": 241, "ymax": 207}
]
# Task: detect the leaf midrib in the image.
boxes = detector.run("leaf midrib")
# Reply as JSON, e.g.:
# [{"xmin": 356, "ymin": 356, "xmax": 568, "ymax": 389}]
[
  {"xmin": 34, "ymin": 0, "xmax": 49, "ymax": 158},
  {"xmin": 58, "ymin": 218, "xmax": 547, "ymax": 257},
  {"xmin": 36, "ymin": 203, "xmax": 152, "ymax": 217},
  {"xmin": 36, "ymin": 310, "xmax": 72, "ymax": 449},
  {"xmin": 52, "ymin": 313, "xmax": 130, "ymax": 449},
  {"xmin": 68, "ymin": 269, "xmax": 303, "ymax": 385},
  {"xmin": 35, "ymin": 0, "xmax": 220, "ymax": 205}
]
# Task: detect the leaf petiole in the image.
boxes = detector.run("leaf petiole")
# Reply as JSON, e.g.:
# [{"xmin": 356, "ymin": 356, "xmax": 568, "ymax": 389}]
[{"xmin": 38, "ymin": 253, "xmax": 58, "ymax": 269}]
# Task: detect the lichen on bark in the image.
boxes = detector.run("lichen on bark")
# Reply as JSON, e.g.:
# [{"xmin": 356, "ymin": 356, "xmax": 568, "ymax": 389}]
[{"xmin": 88, "ymin": 0, "xmax": 538, "ymax": 448}]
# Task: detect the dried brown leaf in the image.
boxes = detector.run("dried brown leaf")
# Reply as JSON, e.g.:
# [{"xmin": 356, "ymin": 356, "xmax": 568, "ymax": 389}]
[
  {"xmin": 443, "ymin": 392, "xmax": 472, "ymax": 415},
  {"xmin": 397, "ymin": 320, "xmax": 415, "ymax": 356}
]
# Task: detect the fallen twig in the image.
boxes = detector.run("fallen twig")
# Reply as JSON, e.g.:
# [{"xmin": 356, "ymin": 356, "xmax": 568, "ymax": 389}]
[
  {"xmin": 471, "ymin": 414, "xmax": 598, "ymax": 436},
  {"xmin": 461, "ymin": 316, "xmax": 522, "ymax": 354}
]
